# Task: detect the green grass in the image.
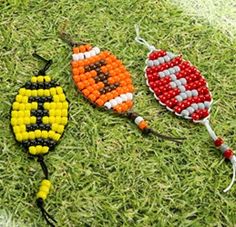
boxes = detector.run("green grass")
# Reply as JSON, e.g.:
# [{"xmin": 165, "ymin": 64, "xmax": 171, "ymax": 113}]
[{"xmin": 0, "ymin": 0, "xmax": 236, "ymax": 226}]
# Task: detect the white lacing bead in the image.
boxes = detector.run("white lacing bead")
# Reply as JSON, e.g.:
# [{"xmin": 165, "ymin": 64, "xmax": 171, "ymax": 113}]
[
  {"xmin": 93, "ymin": 47, "xmax": 100, "ymax": 54},
  {"xmin": 84, "ymin": 52, "xmax": 91, "ymax": 58},
  {"xmin": 120, "ymin": 94, "xmax": 128, "ymax": 102},
  {"xmin": 134, "ymin": 116, "xmax": 144, "ymax": 125},
  {"xmin": 72, "ymin": 54, "xmax": 79, "ymax": 61},
  {"xmin": 126, "ymin": 93, "xmax": 133, "ymax": 100},
  {"xmin": 110, "ymin": 99, "xmax": 117, "ymax": 107},
  {"xmin": 90, "ymin": 50, "xmax": 96, "ymax": 57},
  {"xmin": 78, "ymin": 53, "xmax": 84, "ymax": 60},
  {"xmin": 104, "ymin": 102, "xmax": 112, "ymax": 109},
  {"xmin": 115, "ymin": 97, "xmax": 122, "ymax": 104}
]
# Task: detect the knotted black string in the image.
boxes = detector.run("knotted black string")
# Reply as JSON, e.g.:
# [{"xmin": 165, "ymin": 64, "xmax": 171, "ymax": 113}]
[
  {"xmin": 36, "ymin": 198, "xmax": 57, "ymax": 227},
  {"xmin": 37, "ymin": 155, "xmax": 49, "ymax": 179},
  {"xmin": 32, "ymin": 53, "xmax": 53, "ymax": 76}
]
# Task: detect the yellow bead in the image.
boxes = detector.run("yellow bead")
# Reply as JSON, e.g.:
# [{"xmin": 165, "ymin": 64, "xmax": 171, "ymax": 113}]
[
  {"xmin": 48, "ymin": 130, "xmax": 55, "ymax": 139},
  {"xmin": 59, "ymin": 94, "xmax": 66, "ymax": 102},
  {"xmin": 55, "ymin": 110, "xmax": 61, "ymax": 117},
  {"xmin": 51, "ymin": 124, "xmax": 58, "ymax": 132},
  {"xmin": 29, "ymin": 146, "xmax": 37, "ymax": 155},
  {"xmin": 11, "ymin": 111, "xmax": 18, "ymax": 118},
  {"xmin": 56, "ymin": 103, "xmax": 62, "ymax": 109},
  {"xmin": 25, "ymin": 103, "xmax": 31, "ymax": 110},
  {"xmin": 42, "ymin": 116, "xmax": 49, "ymax": 124},
  {"xmin": 24, "ymin": 110, "xmax": 30, "ymax": 117},
  {"xmin": 31, "ymin": 102, "xmax": 38, "ymax": 109},
  {"xmin": 38, "ymin": 76, "xmax": 44, "ymax": 82},
  {"xmin": 19, "ymin": 125, "xmax": 26, "ymax": 132},
  {"xmin": 25, "ymin": 89, "xmax": 32, "ymax": 97},
  {"xmin": 16, "ymin": 133, "xmax": 23, "ymax": 142},
  {"xmin": 18, "ymin": 118, "xmax": 24, "ymax": 125},
  {"xmin": 41, "ymin": 130, "xmax": 48, "ymax": 139},
  {"xmin": 57, "ymin": 125, "xmax": 64, "ymax": 133},
  {"xmin": 61, "ymin": 117, "xmax": 68, "ymax": 125},
  {"xmin": 44, "ymin": 102, "xmax": 50, "ymax": 110},
  {"xmin": 54, "ymin": 133, "xmax": 61, "ymax": 141},
  {"xmin": 16, "ymin": 95, "xmax": 23, "ymax": 102},
  {"xmin": 49, "ymin": 116, "xmax": 55, "ymax": 124},
  {"xmin": 22, "ymin": 96, "xmax": 28, "ymax": 103},
  {"xmin": 31, "ymin": 90, "xmax": 37, "ymax": 96},
  {"xmin": 19, "ymin": 88, "xmax": 26, "ymax": 95},
  {"xmin": 35, "ymin": 130, "xmax": 41, "ymax": 138},
  {"xmin": 28, "ymin": 131, "xmax": 35, "ymax": 140},
  {"xmin": 22, "ymin": 132, "xmax": 29, "ymax": 140},
  {"xmin": 36, "ymin": 145, "xmax": 43, "ymax": 153},
  {"xmin": 11, "ymin": 118, "xmax": 18, "ymax": 126},
  {"xmin": 53, "ymin": 95, "xmax": 60, "ymax": 103},
  {"xmin": 18, "ymin": 111, "xmax": 24, "ymax": 117},
  {"xmin": 50, "ymin": 88, "xmax": 56, "ymax": 96},
  {"xmin": 50, "ymin": 102, "xmax": 56, "ymax": 109},
  {"xmin": 55, "ymin": 116, "xmax": 61, "ymax": 124},
  {"xmin": 12, "ymin": 102, "xmax": 20, "ymax": 110},
  {"xmin": 56, "ymin": 86, "xmax": 63, "ymax": 94},
  {"xmin": 61, "ymin": 109, "xmax": 68, "ymax": 117},
  {"xmin": 41, "ymin": 179, "xmax": 51, "ymax": 188},
  {"xmin": 44, "ymin": 76, "xmax": 51, "ymax": 82},
  {"xmin": 40, "ymin": 185, "xmax": 50, "ymax": 194},
  {"xmin": 36, "ymin": 191, "xmax": 47, "ymax": 200},
  {"xmin": 30, "ymin": 116, "xmax": 36, "ymax": 124},
  {"xmin": 49, "ymin": 109, "xmax": 55, "ymax": 116},
  {"xmin": 19, "ymin": 103, "xmax": 25, "ymax": 110},
  {"xmin": 38, "ymin": 89, "xmax": 44, "ymax": 96},
  {"xmin": 62, "ymin": 101, "xmax": 69, "ymax": 109},
  {"xmin": 42, "ymin": 146, "xmax": 49, "ymax": 154},
  {"xmin": 31, "ymin": 76, "xmax": 37, "ymax": 83},
  {"xmin": 44, "ymin": 90, "xmax": 50, "ymax": 96},
  {"xmin": 24, "ymin": 117, "xmax": 30, "ymax": 124},
  {"xmin": 13, "ymin": 126, "xmax": 20, "ymax": 134}
]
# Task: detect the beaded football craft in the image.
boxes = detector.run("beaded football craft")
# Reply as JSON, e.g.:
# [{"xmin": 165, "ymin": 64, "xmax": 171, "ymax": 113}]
[
  {"xmin": 10, "ymin": 54, "xmax": 69, "ymax": 226},
  {"xmin": 135, "ymin": 25, "xmax": 236, "ymax": 192},
  {"xmin": 61, "ymin": 33, "xmax": 183, "ymax": 142}
]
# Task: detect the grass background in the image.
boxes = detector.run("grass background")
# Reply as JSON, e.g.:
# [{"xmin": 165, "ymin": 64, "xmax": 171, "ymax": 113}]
[{"xmin": 0, "ymin": 0, "xmax": 236, "ymax": 226}]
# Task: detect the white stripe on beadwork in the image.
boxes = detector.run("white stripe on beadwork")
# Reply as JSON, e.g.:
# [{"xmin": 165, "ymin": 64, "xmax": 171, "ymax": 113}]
[
  {"xmin": 147, "ymin": 52, "xmax": 175, "ymax": 67},
  {"xmin": 72, "ymin": 47, "xmax": 101, "ymax": 61},
  {"xmin": 180, "ymin": 101, "xmax": 211, "ymax": 117},
  {"xmin": 103, "ymin": 92, "xmax": 133, "ymax": 109},
  {"xmin": 175, "ymin": 89, "xmax": 198, "ymax": 102},
  {"xmin": 158, "ymin": 66, "xmax": 180, "ymax": 78}
]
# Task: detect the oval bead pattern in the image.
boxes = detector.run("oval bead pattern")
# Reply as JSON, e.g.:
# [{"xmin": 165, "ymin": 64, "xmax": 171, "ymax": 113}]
[
  {"xmin": 145, "ymin": 50, "xmax": 212, "ymax": 121},
  {"xmin": 71, "ymin": 44, "xmax": 135, "ymax": 113},
  {"xmin": 10, "ymin": 75, "xmax": 69, "ymax": 155}
]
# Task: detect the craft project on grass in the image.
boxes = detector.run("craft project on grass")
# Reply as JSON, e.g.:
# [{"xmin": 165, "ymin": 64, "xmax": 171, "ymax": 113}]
[
  {"xmin": 10, "ymin": 54, "xmax": 69, "ymax": 226},
  {"xmin": 61, "ymin": 32, "xmax": 183, "ymax": 143},
  {"xmin": 135, "ymin": 25, "xmax": 236, "ymax": 192}
]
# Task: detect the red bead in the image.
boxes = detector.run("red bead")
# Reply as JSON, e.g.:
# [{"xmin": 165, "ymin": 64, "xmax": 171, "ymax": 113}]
[
  {"xmin": 214, "ymin": 137, "xmax": 224, "ymax": 147},
  {"xmin": 223, "ymin": 149, "xmax": 234, "ymax": 159},
  {"xmin": 192, "ymin": 113, "xmax": 200, "ymax": 121}
]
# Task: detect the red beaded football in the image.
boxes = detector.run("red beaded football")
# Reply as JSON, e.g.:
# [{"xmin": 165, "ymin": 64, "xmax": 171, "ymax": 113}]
[{"xmin": 145, "ymin": 50, "xmax": 212, "ymax": 122}]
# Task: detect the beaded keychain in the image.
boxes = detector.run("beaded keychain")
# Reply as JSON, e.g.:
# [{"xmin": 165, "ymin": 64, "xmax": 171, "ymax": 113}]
[
  {"xmin": 10, "ymin": 54, "xmax": 69, "ymax": 226},
  {"xmin": 60, "ymin": 32, "xmax": 184, "ymax": 143},
  {"xmin": 135, "ymin": 25, "xmax": 236, "ymax": 192}
]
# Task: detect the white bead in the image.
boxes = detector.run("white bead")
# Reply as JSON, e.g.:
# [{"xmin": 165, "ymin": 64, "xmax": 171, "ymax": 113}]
[
  {"xmin": 72, "ymin": 54, "xmax": 79, "ymax": 61},
  {"xmin": 154, "ymin": 60, "xmax": 159, "ymax": 65},
  {"xmin": 126, "ymin": 93, "xmax": 133, "ymax": 100},
  {"xmin": 115, "ymin": 97, "xmax": 122, "ymax": 104},
  {"xmin": 134, "ymin": 116, "xmax": 144, "ymax": 125},
  {"xmin": 170, "ymin": 82, "xmax": 177, "ymax": 88},
  {"xmin": 181, "ymin": 110, "xmax": 189, "ymax": 117},
  {"xmin": 120, "ymin": 94, "xmax": 128, "ymax": 102},
  {"xmin": 78, "ymin": 53, "xmax": 84, "ymax": 60},
  {"xmin": 104, "ymin": 102, "xmax": 112, "ymax": 109},
  {"xmin": 180, "ymin": 78, "xmax": 187, "ymax": 85},
  {"xmin": 148, "ymin": 61, "xmax": 154, "ymax": 67},
  {"xmin": 89, "ymin": 50, "xmax": 96, "ymax": 57},
  {"xmin": 110, "ymin": 99, "xmax": 117, "ymax": 107},
  {"xmin": 93, "ymin": 47, "xmax": 100, "ymax": 54},
  {"xmin": 84, "ymin": 52, "xmax": 91, "ymax": 58}
]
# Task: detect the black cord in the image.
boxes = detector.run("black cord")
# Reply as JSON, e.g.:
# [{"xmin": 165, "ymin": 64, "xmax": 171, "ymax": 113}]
[
  {"xmin": 37, "ymin": 155, "xmax": 49, "ymax": 179},
  {"xmin": 32, "ymin": 53, "xmax": 53, "ymax": 75}
]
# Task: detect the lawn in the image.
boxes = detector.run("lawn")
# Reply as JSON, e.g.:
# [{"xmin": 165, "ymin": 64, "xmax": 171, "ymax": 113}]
[{"xmin": 0, "ymin": 0, "xmax": 236, "ymax": 226}]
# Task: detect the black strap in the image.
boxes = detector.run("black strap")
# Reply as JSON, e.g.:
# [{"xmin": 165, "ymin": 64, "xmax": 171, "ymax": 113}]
[
  {"xmin": 37, "ymin": 155, "xmax": 49, "ymax": 179},
  {"xmin": 32, "ymin": 53, "xmax": 53, "ymax": 75}
]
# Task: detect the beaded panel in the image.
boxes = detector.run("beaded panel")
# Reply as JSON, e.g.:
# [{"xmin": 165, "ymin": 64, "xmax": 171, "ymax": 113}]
[
  {"xmin": 145, "ymin": 50, "xmax": 213, "ymax": 121},
  {"xmin": 10, "ymin": 75, "xmax": 69, "ymax": 155},
  {"xmin": 71, "ymin": 44, "xmax": 134, "ymax": 113}
]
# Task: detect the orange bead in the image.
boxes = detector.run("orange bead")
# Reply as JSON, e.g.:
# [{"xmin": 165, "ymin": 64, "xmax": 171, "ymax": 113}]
[
  {"xmin": 88, "ymin": 78, "xmax": 95, "ymax": 85},
  {"xmin": 92, "ymin": 90, "xmax": 100, "ymax": 98},
  {"xmin": 96, "ymin": 98, "xmax": 105, "ymax": 106},
  {"xmin": 114, "ymin": 105, "xmax": 122, "ymax": 113},
  {"xmin": 85, "ymin": 44, "xmax": 92, "ymax": 51},
  {"xmin": 77, "ymin": 82, "xmax": 85, "ymax": 90},
  {"xmin": 72, "ymin": 68, "xmax": 79, "ymax": 75},
  {"xmin": 88, "ymin": 94, "xmax": 97, "ymax": 102},
  {"xmin": 82, "ymin": 89, "xmax": 90, "ymax": 96},
  {"xmin": 111, "ymin": 91, "xmax": 118, "ymax": 98},
  {"xmin": 79, "ymin": 45, "xmax": 86, "ymax": 52},
  {"xmin": 126, "ymin": 100, "xmax": 133, "ymax": 108},
  {"xmin": 87, "ymin": 86, "xmax": 95, "ymax": 93},
  {"xmin": 78, "ymin": 67, "xmax": 85, "ymax": 74},
  {"xmin": 73, "ymin": 47, "xmax": 80, "ymax": 54},
  {"xmin": 73, "ymin": 76, "xmax": 80, "ymax": 83},
  {"xmin": 139, "ymin": 120, "xmax": 148, "ymax": 130},
  {"xmin": 71, "ymin": 61, "xmax": 79, "ymax": 68},
  {"xmin": 106, "ymin": 93, "xmax": 113, "ymax": 100},
  {"xmin": 121, "ymin": 103, "xmax": 129, "ymax": 112},
  {"xmin": 97, "ymin": 82, "xmax": 104, "ymax": 89}
]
